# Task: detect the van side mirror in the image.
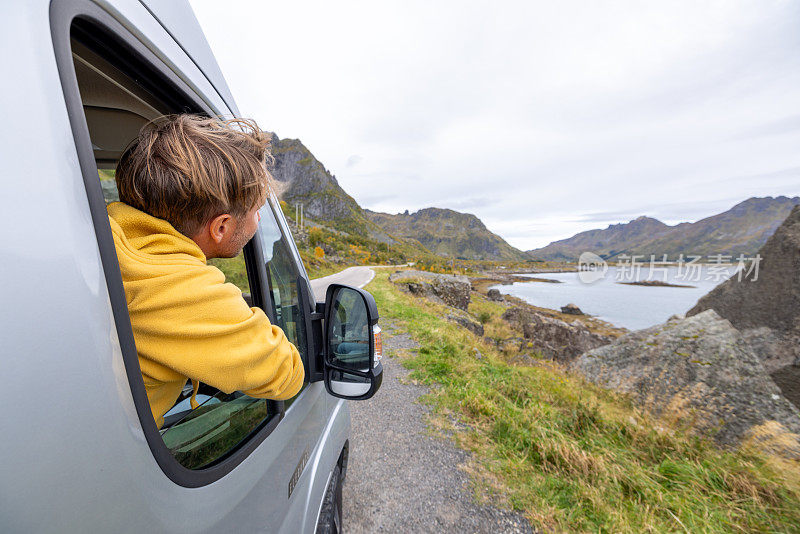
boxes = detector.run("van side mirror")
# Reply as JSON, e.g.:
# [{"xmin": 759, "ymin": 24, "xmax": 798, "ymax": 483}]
[{"xmin": 323, "ymin": 284, "xmax": 383, "ymax": 400}]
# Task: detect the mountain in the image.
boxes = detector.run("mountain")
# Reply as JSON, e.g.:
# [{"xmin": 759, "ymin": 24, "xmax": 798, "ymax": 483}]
[
  {"xmin": 269, "ymin": 135, "xmax": 392, "ymax": 241},
  {"xmin": 528, "ymin": 196, "xmax": 800, "ymax": 261},
  {"xmin": 365, "ymin": 208, "xmax": 530, "ymax": 261}
]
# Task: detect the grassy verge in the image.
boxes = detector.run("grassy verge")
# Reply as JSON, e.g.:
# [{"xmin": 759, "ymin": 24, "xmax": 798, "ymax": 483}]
[{"xmin": 369, "ymin": 272, "xmax": 800, "ymax": 532}]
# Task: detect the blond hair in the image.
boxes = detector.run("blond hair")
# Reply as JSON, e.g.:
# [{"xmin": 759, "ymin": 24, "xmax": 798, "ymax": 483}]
[{"xmin": 116, "ymin": 114, "xmax": 272, "ymax": 236}]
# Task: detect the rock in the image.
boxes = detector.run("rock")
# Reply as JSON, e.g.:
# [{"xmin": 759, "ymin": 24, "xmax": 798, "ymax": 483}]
[
  {"xmin": 687, "ymin": 205, "xmax": 800, "ymax": 401},
  {"xmin": 772, "ymin": 364, "xmax": 800, "ymax": 413},
  {"xmin": 501, "ymin": 306, "xmax": 613, "ymax": 363},
  {"xmin": 487, "ymin": 288, "xmax": 504, "ymax": 302},
  {"xmin": 389, "ymin": 270, "xmax": 471, "ymax": 311},
  {"xmin": 482, "ymin": 337, "xmax": 500, "ymax": 348},
  {"xmin": 499, "ymin": 337, "xmax": 527, "ymax": 352},
  {"xmin": 560, "ymin": 303, "xmax": 583, "ymax": 315},
  {"xmin": 575, "ymin": 310, "xmax": 800, "ymax": 451},
  {"xmin": 501, "ymin": 306, "xmax": 534, "ymax": 326},
  {"xmin": 688, "ymin": 206, "xmax": 800, "ymax": 334},
  {"xmin": 472, "ymin": 347, "xmax": 483, "ymax": 360},
  {"xmin": 445, "ymin": 312, "xmax": 484, "ymax": 337},
  {"xmin": 522, "ymin": 313, "xmax": 614, "ymax": 364}
]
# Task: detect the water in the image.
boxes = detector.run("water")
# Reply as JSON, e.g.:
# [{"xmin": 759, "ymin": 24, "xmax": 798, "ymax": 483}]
[{"xmin": 493, "ymin": 266, "xmax": 739, "ymax": 331}]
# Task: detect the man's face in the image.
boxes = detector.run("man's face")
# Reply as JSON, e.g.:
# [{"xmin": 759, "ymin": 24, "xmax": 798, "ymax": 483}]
[{"xmin": 218, "ymin": 204, "xmax": 262, "ymax": 258}]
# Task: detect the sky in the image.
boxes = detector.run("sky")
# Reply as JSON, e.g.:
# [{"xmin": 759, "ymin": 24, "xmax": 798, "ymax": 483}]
[{"xmin": 190, "ymin": 0, "xmax": 800, "ymax": 250}]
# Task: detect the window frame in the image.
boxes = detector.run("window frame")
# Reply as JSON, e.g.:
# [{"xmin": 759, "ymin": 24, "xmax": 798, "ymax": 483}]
[
  {"xmin": 50, "ymin": 0, "xmax": 285, "ymax": 487},
  {"xmin": 257, "ymin": 198, "xmax": 318, "ymax": 376}
]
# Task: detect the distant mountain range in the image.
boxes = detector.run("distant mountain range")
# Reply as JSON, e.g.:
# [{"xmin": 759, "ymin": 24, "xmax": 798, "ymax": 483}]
[{"xmin": 528, "ymin": 196, "xmax": 800, "ymax": 261}]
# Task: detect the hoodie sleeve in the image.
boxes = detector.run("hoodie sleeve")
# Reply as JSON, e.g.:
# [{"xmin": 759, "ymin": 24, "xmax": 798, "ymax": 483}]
[{"xmin": 125, "ymin": 262, "xmax": 305, "ymax": 400}]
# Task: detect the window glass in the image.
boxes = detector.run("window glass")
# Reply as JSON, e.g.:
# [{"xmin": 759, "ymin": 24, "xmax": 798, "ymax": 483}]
[
  {"xmin": 259, "ymin": 203, "xmax": 310, "ymax": 403},
  {"xmin": 70, "ymin": 27, "xmax": 276, "ymax": 470},
  {"xmin": 160, "ymin": 389, "xmax": 270, "ymax": 469},
  {"xmin": 269, "ymin": 192, "xmax": 311, "ymax": 284}
]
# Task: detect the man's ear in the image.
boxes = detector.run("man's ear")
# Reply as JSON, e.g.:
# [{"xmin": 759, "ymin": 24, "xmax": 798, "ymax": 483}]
[{"xmin": 208, "ymin": 213, "xmax": 234, "ymax": 244}]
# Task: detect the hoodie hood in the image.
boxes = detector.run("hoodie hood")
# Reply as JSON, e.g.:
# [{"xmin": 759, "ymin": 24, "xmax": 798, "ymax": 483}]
[{"xmin": 107, "ymin": 201, "xmax": 206, "ymax": 264}]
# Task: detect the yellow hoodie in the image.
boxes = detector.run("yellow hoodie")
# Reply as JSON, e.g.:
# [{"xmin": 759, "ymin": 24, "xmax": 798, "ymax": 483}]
[{"xmin": 107, "ymin": 202, "xmax": 304, "ymax": 427}]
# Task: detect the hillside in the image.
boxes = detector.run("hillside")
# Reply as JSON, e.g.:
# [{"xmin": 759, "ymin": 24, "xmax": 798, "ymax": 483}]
[
  {"xmin": 528, "ymin": 196, "xmax": 800, "ymax": 261},
  {"xmin": 269, "ymin": 135, "xmax": 391, "ymax": 240},
  {"xmin": 366, "ymin": 207, "xmax": 530, "ymax": 262}
]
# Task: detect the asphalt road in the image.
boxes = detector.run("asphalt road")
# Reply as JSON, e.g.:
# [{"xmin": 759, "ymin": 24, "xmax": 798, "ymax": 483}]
[
  {"xmin": 312, "ymin": 267, "xmax": 533, "ymax": 533},
  {"xmin": 310, "ymin": 266, "xmax": 375, "ymax": 301}
]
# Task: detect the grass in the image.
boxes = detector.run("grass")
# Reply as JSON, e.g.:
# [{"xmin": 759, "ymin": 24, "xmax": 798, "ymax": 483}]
[
  {"xmin": 369, "ymin": 271, "xmax": 800, "ymax": 532},
  {"xmin": 468, "ymin": 294, "xmax": 517, "ymax": 343}
]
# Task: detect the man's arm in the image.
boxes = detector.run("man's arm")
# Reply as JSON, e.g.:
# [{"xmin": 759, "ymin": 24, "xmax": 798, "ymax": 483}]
[{"xmin": 127, "ymin": 263, "xmax": 305, "ymax": 399}]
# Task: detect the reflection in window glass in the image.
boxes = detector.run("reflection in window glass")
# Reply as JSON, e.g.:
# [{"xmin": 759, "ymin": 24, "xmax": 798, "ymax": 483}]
[
  {"xmin": 160, "ymin": 390, "xmax": 269, "ymax": 469},
  {"xmin": 328, "ymin": 288, "xmax": 372, "ymax": 397}
]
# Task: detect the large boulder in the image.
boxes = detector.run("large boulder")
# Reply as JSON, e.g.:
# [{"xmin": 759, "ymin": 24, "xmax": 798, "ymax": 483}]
[
  {"xmin": 687, "ymin": 206, "xmax": 800, "ymax": 404},
  {"xmin": 561, "ymin": 303, "xmax": 583, "ymax": 315},
  {"xmin": 523, "ymin": 314, "xmax": 613, "ymax": 364},
  {"xmin": 487, "ymin": 288, "xmax": 504, "ymax": 302},
  {"xmin": 575, "ymin": 310, "xmax": 800, "ymax": 451},
  {"xmin": 688, "ymin": 205, "xmax": 800, "ymax": 335},
  {"xmin": 502, "ymin": 306, "xmax": 614, "ymax": 364},
  {"xmin": 389, "ymin": 270, "xmax": 471, "ymax": 311},
  {"xmin": 501, "ymin": 306, "xmax": 534, "ymax": 325}
]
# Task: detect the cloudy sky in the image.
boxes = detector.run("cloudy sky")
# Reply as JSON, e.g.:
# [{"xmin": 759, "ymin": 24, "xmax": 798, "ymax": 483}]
[{"xmin": 190, "ymin": 0, "xmax": 800, "ymax": 250}]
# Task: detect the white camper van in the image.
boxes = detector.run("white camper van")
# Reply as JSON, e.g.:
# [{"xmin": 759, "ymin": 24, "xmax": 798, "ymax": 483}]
[{"xmin": 0, "ymin": 1, "xmax": 382, "ymax": 532}]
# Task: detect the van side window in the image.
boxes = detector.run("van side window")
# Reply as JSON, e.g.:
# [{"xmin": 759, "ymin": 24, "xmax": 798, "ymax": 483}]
[{"xmin": 68, "ymin": 21, "xmax": 279, "ymax": 471}]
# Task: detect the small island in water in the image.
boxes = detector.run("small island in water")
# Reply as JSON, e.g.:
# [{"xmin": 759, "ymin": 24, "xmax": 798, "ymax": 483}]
[{"xmin": 618, "ymin": 280, "xmax": 696, "ymax": 288}]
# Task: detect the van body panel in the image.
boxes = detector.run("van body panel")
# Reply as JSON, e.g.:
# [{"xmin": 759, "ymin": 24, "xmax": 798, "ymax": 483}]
[
  {"xmin": 0, "ymin": 2, "xmax": 157, "ymax": 529},
  {"xmin": 89, "ymin": 0, "xmax": 231, "ymax": 115},
  {"xmin": 300, "ymin": 398, "xmax": 351, "ymax": 534},
  {"xmin": 136, "ymin": 0, "xmax": 239, "ymax": 115}
]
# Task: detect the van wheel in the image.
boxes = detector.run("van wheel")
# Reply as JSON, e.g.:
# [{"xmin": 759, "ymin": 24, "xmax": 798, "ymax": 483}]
[{"xmin": 316, "ymin": 464, "xmax": 342, "ymax": 534}]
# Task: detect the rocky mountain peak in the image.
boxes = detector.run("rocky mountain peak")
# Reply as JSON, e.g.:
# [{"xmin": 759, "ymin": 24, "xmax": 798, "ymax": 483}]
[{"xmin": 267, "ymin": 134, "xmax": 391, "ymax": 241}]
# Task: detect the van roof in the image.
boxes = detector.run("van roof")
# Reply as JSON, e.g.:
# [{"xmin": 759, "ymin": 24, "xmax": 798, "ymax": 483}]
[{"xmin": 139, "ymin": 0, "xmax": 240, "ymax": 116}]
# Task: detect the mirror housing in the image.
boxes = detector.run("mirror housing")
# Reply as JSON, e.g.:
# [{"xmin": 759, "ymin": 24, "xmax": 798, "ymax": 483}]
[{"xmin": 323, "ymin": 284, "xmax": 383, "ymax": 400}]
